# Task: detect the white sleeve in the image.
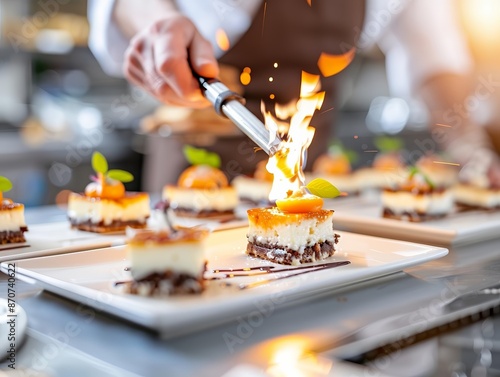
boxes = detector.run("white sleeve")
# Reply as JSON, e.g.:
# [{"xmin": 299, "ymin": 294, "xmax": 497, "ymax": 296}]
[
  {"xmin": 87, "ymin": 0, "xmax": 129, "ymax": 77},
  {"xmin": 87, "ymin": 0, "xmax": 260, "ymax": 77},
  {"xmin": 175, "ymin": 0, "xmax": 261, "ymax": 58},
  {"xmin": 374, "ymin": 0, "xmax": 472, "ymax": 98}
]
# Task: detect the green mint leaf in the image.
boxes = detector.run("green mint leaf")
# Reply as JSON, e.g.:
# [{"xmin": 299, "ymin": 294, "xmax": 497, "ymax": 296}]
[
  {"xmin": 183, "ymin": 145, "xmax": 221, "ymax": 169},
  {"xmin": 306, "ymin": 178, "xmax": 341, "ymax": 198},
  {"xmin": 408, "ymin": 166, "xmax": 435, "ymax": 189},
  {"xmin": 374, "ymin": 136, "xmax": 404, "ymax": 153},
  {"xmin": 0, "ymin": 176, "xmax": 13, "ymax": 193},
  {"xmin": 107, "ymin": 169, "xmax": 134, "ymax": 183},
  {"xmin": 92, "ymin": 151, "xmax": 108, "ymax": 174}
]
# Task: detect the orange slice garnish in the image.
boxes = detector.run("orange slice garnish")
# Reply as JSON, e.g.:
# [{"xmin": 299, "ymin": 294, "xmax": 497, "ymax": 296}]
[{"xmin": 276, "ymin": 195, "xmax": 324, "ymax": 213}]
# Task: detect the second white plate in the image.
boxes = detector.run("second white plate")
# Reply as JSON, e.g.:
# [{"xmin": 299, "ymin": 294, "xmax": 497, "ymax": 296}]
[
  {"xmin": 2, "ymin": 228, "xmax": 448, "ymax": 337},
  {"xmin": 330, "ymin": 196, "xmax": 500, "ymax": 246}
]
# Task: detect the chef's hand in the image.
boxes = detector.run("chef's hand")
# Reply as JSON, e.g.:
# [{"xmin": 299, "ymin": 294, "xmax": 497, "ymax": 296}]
[{"xmin": 123, "ymin": 14, "xmax": 219, "ymax": 108}]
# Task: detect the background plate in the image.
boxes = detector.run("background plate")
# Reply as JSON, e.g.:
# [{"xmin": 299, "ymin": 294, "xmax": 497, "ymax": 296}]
[
  {"xmin": 1, "ymin": 228, "xmax": 448, "ymax": 338},
  {"xmin": 0, "ymin": 222, "xmax": 125, "ymax": 262},
  {"xmin": 328, "ymin": 195, "xmax": 500, "ymax": 246}
]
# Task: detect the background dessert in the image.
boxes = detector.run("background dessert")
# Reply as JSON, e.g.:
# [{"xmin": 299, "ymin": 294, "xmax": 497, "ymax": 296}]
[
  {"xmin": 355, "ymin": 137, "xmax": 407, "ymax": 191},
  {"xmin": 382, "ymin": 167, "xmax": 454, "ymax": 222},
  {"xmin": 0, "ymin": 176, "xmax": 28, "ymax": 244},
  {"xmin": 309, "ymin": 142, "xmax": 359, "ymax": 194},
  {"xmin": 68, "ymin": 152, "xmax": 150, "ymax": 233},
  {"xmin": 163, "ymin": 146, "xmax": 238, "ymax": 218},
  {"xmin": 232, "ymin": 160, "xmax": 273, "ymax": 205}
]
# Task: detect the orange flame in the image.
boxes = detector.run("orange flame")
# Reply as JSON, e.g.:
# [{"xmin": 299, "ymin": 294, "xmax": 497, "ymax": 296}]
[
  {"xmin": 317, "ymin": 47, "xmax": 356, "ymax": 77},
  {"xmin": 265, "ymin": 71, "xmax": 324, "ymax": 201},
  {"xmin": 216, "ymin": 29, "xmax": 230, "ymax": 51}
]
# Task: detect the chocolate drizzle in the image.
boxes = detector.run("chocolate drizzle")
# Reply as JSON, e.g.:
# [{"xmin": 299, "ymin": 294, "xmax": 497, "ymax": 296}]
[{"xmin": 117, "ymin": 259, "xmax": 351, "ymax": 293}]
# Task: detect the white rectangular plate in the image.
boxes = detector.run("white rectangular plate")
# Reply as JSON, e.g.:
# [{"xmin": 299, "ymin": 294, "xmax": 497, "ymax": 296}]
[
  {"xmin": 0, "ymin": 222, "xmax": 125, "ymax": 262},
  {"xmin": 2, "ymin": 228, "xmax": 447, "ymax": 337},
  {"xmin": 329, "ymin": 195, "xmax": 500, "ymax": 246}
]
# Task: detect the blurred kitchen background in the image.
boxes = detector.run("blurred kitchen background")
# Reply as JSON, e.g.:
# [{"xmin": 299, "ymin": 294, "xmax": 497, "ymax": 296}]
[{"xmin": 0, "ymin": 0, "xmax": 499, "ymax": 207}]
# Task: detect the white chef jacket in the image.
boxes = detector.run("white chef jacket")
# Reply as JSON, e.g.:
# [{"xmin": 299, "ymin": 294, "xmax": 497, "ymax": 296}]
[{"xmin": 87, "ymin": 0, "xmax": 472, "ymax": 98}]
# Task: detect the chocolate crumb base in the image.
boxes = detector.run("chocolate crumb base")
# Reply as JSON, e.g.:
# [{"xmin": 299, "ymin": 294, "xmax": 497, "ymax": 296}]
[
  {"xmin": 382, "ymin": 208, "xmax": 447, "ymax": 222},
  {"xmin": 0, "ymin": 227, "xmax": 28, "ymax": 245},
  {"xmin": 123, "ymin": 265, "xmax": 207, "ymax": 296},
  {"xmin": 246, "ymin": 236, "xmax": 339, "ymax": 265},
  {"xmin": 455, "ymin": 202, "xmax": 500, "ymax": 212},
  {"xmin": 69, "ymin": 218, "xmax": 148, "ymax": 233},
  {"xmin": 172, "ymin": 207, "xmax": 235, "ymax": 219}
]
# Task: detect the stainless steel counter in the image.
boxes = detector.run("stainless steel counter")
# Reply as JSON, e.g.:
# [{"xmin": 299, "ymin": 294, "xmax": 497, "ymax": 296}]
[{"xmin": 1, "ymin": 206, "xmax": 500, "ymax": 377}]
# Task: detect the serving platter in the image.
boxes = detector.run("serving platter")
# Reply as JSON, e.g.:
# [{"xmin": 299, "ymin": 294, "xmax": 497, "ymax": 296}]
[
  {"xmin": 2, "ymin": 228, "xmax": 448, "ymax": 337},
  {"xmin": 328, "ymin": 195, "xmax": 500, "ymax": 246}
]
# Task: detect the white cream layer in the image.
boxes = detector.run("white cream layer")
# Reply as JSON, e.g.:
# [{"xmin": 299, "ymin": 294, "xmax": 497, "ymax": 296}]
[
  {"xmin": 68, "ymin": 196, "xmax": 150, "ymax": 225},
  {"xmin": 0, "ymin": 206, "xmax": 26, "ymax": 231},
  {"xmin": 247, "ymin": 213, "xmax": 335, "ymax": 252},
  {"xmin": 128, "ymin": 241, "xmax": 206, "ymax": 280},
  {"xmin": 164, "ymin": 187, "xmax": 238, "ymax": 212},
  {"xmin": 232, "ymin": 176, "xmax": 272, "ymax": 202},
  {"xmin": 453, "ymin": 184, "xmax": 500, "ymax": 208},
  {"xmin": 382, "ymin": 190, "xmax": 454, "ymax": 215}
]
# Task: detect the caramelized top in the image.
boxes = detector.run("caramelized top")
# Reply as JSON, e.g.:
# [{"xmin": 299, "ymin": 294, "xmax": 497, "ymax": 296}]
[
  {"xmin": 127, "ymin": 227, "xmax": 209, "ymax": 246},
  {"xmin": 85, "ymin": 173, "xmax": 126, "ymax": 200},
  {"xmin": 0, "ymin": 199, "xmax": 23, "ymax": 211},
  {"xmin": 178, "ymin": 165, "xmax": 229, "ymax": 189},
  {"xmin": 247, "ymin": 207, "xmax": 333, "ymax": 229}
]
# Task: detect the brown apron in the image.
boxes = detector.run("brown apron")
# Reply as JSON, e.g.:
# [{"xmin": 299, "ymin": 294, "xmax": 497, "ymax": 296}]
[
  {"xmin": 143, "ymin": 0, "xmax": 365, "ymax": 190},
  {"xmin": 218, "ymin": 0, "xmax": 365, "ymax": 173}
]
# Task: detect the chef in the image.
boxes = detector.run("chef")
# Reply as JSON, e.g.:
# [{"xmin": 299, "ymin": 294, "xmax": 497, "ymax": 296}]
[{"xmin": 88, "ymin": 0, "xmax": 500, "ymax": 189}]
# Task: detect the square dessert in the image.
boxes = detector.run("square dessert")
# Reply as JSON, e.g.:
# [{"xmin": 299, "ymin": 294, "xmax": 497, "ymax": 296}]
[
  {"xmin": 67, "ymin": 152, "xmax": 150, "ymax": 233},
  {"xmin": 0, "ymin": 200, "xmax": 28, "ymax": 244},
  {"xmin": 124, "ymin": 227, "xmax": 209, "ymax": 296},
  {"xmin": 247, "ymin": 206, "xmax": 338, "ymax": 265}
]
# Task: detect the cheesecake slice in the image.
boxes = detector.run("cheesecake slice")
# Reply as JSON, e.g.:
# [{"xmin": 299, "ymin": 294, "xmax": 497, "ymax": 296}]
[
  {"xmin": 163, "ymin": 165, "xmax": 238, "ymax": 218},
  {"xmin": 124, "ymin": 227, "xmax": 208, "ymax": 296},
  {"xmin": 247, "ymin": 207, "xmax": 339, "ymax": 265},
  {"xmin": 233, "ymin": 161, "xmax": 273, "ymax": 205},
  {"xmin": 453, "ymin": 183, "xmax": 500, "ymax": 209},
  {"xmin": 381, "ymin": 168, "xmax": 453, "ymax": 222},
  {"xmin": 68, "ymin": 192, "xmax": 150, "ymax": 233},
  {"xmin": 0, "ymin": 200, "xmax": 28, "ymax": 244}
]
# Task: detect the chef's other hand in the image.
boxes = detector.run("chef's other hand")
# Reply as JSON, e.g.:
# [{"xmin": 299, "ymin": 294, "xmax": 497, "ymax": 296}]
[{"xmin": 123, "ymin": 14, "xmax": 219, "ymax": 108}]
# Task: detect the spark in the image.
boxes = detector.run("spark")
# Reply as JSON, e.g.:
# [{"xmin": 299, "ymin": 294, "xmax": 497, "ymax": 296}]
[
  {"xmin": 261, "ymin": 1, "xmax": 267, "ymax": 37},
  {"xmin": 319, "ymin": 107, "xmax": 334, "ymax": 115},
  {"xmin": 436, "ymin": 123, "xmax": 452, "ymax": 128},
  {"xmin": 270, "ymin": 94, "xmax": 275, "ymax": 99},
  {"xmin": 273, "ymin": 62, "xmax": 278, "ymax": 68},
  {"xmin": 432, "ymin": 161, "xmax": 461, "ymax": 166},
  {"xmin": 353, "ymin": 135, "xmax": 358, "ymax": 139},
  {"xmin": 269, "ymin": 77, "xmax": 274, "ymax": 82},
  {"xmin": 364, "ymin": 150, "xmax": 379, "ymax": 153}
]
